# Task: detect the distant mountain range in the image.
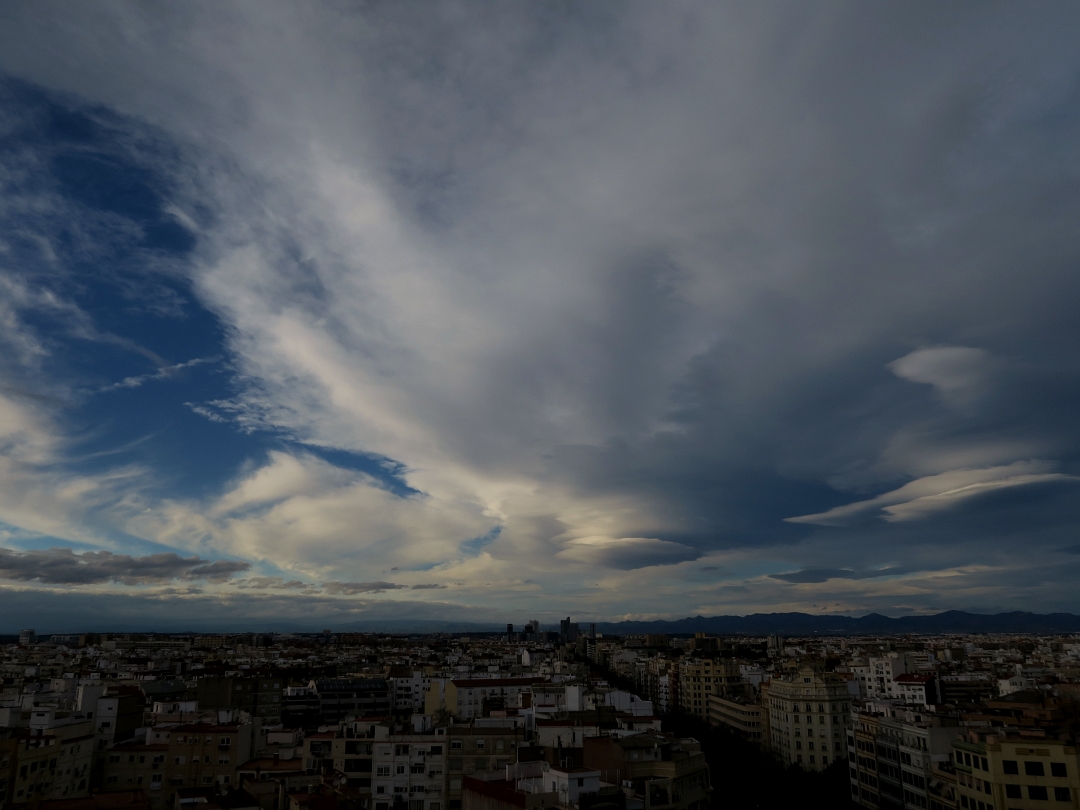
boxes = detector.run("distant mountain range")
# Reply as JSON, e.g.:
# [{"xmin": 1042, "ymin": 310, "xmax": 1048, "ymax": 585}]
[
  {"xmin": 20, "ymin": 610, "xmax": 1080, "ymax": 638},
  {"xmin": 593, "ymin": 610, "xmax": 1080, "ymax": 636}
]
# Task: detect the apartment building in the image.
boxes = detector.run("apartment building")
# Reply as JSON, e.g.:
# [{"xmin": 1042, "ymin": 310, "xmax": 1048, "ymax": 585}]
[
  {"xmin": 371, "ymin": 731, "xmax": 447, "ymax": 810},
  {"xmin": 677, "ymin": 660, "xmax": 740, "ymax": 721},
  {"xmin": 3, "ymin": 723, "xmax": 94, "ymax": 806},
  {"xmin": 853, "ymin": 654, "xmax": 919, "ymax": 700},
  {"xmin": 706, "ymin": 695, "xmax": 764, "ymax": 746},
  {"xmin": 767, "ymin": 667, "xmax": 851, "ymax": 770},
  {"xmin": 196, "ymin": 676, "xmax": 285, "ymax": 724},
  {"xmin": 314, "ymin": 679, "xmax": 391, "ymax": 725},
  {"xmin": 300, "ymin": 722, "xmax": 378, "ymax": 793},
  {"xmin": 389, "ymin": 671, "xmax": 433, "ymax": 714},
  {"xmin": 852, "ymin": 712, "xmax": 884, "ymax": 806},
  {"xmin": 953, "ymin": 732, "xmax": 1080, "ymax": 810},
  {"xmin": 100, "ymin": 722, "xmax": 257, "ymax": 809},
  {"xmin": 895, "ymin": 716, "xmax": 959, "ymax": 810},
  {"xmin": 102, "ymin": 741, "xmax": 168, "ymax": 810},
  {"xmin": 583, "ymin": 732, "xmax": 711, "ymax": 810},
  {"xmin": 446, "ymin": 726, "xmax": 523, "ymax": 810},
  {"xmin": 93, "ymin": 693, "xmax": 143, "ymax": 751},
  {"xmin": 435, "ymin": 680, "xmax": 543, "ymax": 722}
]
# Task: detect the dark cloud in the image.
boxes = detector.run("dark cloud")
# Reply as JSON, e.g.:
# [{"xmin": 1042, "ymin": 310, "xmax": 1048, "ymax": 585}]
[
  {"xmin": 0, "ymin": 547, "xmax": 249, "ymax": 585},
  {"xmin": 321, "ymin": 581, "xmax": 443, "ymax": 594},
  {"xmin": 322, "ymin": 581, "xmax": 407, "ymax": 595},
  {"xmin": 769, "ymin": 568, "xmax": 904, "ymax": 584},
  {"xmin": 235, "ymin": 577, "xmax": 309, "ymax": 590}
]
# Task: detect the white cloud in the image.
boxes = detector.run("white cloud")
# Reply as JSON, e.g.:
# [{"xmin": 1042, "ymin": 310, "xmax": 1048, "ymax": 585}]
[
  {"xmin": 888, "ymin": 346, "xmax": 994, "ymax": 407},
  {"xmin": 786, "ymin": 461, "xmax": 1076, "ymax": 526}
]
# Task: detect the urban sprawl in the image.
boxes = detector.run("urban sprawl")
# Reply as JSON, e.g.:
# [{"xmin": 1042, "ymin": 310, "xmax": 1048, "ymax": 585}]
[{"xmin": 3, "ymin": 621, "xmax": 1080, "ymax": 810}]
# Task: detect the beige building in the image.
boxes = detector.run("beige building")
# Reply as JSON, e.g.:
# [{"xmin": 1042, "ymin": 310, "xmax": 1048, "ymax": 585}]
[
  {"xmin": 428, "ymin": 679, "xmax": 543, "ymax": 722},
  {"xmin": 446, "ymin": 726, "xmax": 523, "ymax": 810},
  {"xmin": 102, "ymin": 722, "xmax": 255, "ymax": 810},
  {"xmin": 677, "ymin": 660, "xmax": 741, "ymax": 721},
  {"xmin": 954, "ymin": 732, "xmax": 1080, "ymax": 810},
  {"xmin": 706, "ymin": 695, "xmax": 764, "ymax": 746},
  {"xmin": 766, "ymin": 667, "xmax": 851, "ymax": 771},
  {"xmin": 5, "ymin": 723, "xmax": 94, "ymax": 806}
]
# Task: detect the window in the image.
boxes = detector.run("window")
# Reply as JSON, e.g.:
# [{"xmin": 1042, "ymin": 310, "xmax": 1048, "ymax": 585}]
[
  {"xmin": 1028, "ymin": 785, "xmax": 1048, "ymax": 800},
  {"xmin": 451, "ymin": 740, "xmax": 462, "ymax": 750},
  {"xmin": 1056, "ymin": 787, "xmax": 1071, "ymax": 801},
  {"xmin": 1003, "ymin": 760, "xmax": 1018, "ymax": 775},
  {"xmin": 377, "ymin": 767, "xmax": 391, "ymax": 777},
  {"xmin": 430, "ymin": 746, "xmax": 442, "ymax": 755},
  {"xmin": 396, "ymin": 765, "xmax": 406, "ymax": 775},
  {"xmin": 1025, "ymin": 761, "xmax": 1045, "ymax": 777},
  {"xmin": 475, "ymin": 740, "xmax": 485, "ymax": 750},
  {"xmin": 1051, "ymin": 762, "xmax": 1067, "ymax": 778}
]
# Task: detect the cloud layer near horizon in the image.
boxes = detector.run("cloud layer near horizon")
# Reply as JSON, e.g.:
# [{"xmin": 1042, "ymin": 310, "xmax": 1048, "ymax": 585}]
[{"xmin": 1, "ymin": 2, "xmax": 1080, "ymax": 629}]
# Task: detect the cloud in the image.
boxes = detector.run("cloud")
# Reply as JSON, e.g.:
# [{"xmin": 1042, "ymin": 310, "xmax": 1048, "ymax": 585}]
[
  {"xmin": 769, "ymin": 567, "xmax": 904, "ymax": 584},
  {"xmin": 0, "ymin": 3, "xmax": 1079, "ymax": 621},
  {"xmin": 98, "ymin": 357, "xmax": 216, "ymax": 393},
  {"xmin": 235, "ymin": 576, "xmax": 308, "ymax": 590},
  {"xmin": 786, "ymin": 462, "xmax": 1078, "ymax": 526},
  {"xmin": 888, "ymin": 347, "xmax": 993, "ymax": 406},
  {"xmin": 323, "ymin": 581, "xmax": 407, "ymax": 595},
  {"xmin": 0, "ymin": 546, "xmax": 249, "ymax": 585},
  {"xmin": 556, "ymin": 537, "xmax": 700, "ymax": 570}
]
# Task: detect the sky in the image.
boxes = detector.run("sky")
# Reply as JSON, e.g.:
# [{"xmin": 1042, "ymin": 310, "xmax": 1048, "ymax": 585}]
[{"xmin": 1, "ymin": 2, "xmax": 1080, "ymax": 632}]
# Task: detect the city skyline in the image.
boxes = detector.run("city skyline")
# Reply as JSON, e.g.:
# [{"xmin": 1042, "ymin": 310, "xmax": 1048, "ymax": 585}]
[{"xmin": 2, "ymin": 3, "xmax": 1080, "ymax": 628}]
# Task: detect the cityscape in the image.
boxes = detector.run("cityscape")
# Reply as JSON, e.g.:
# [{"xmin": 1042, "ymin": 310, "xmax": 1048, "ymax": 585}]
[{"xmin": 5, "ymin": 622, "xmax": 1080, "ymax": 810}]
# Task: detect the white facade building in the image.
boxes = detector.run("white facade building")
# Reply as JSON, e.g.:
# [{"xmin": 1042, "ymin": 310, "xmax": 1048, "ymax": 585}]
[
  {"xmin": 372, "ymin": 731, "xmax": 448, "ymax": 810},
  {"xmin": 766, "ymin": 667, "xmax": 852, "ymax": 771}
]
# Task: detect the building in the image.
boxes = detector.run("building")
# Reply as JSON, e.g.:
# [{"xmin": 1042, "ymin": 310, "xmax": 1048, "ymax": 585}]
[
  {"xmin": 389, "ymin": 672, "xmax": 433, "ymax": 715},
  {"xmin": 100, "ymin": 722, "xmax": 255, "ymax": 799},
  {"xmin": 314, "ymin": 680, "xmax": 390, "ymax": 725},
  {"xmin": 432, "ymin": 680, "xmax": 544, "ymax": 722},
  {"xmin": 677, "ymin": 660, "xmax": 744, "ymax": 721},
  {"xmin": 852, "ymin": 654, "xmax": 919, "ymax": 701},
  {"xmin": 706, "ymin": 695, "xmax": 763, "ymax": 746},
  {"xmin": 953, "ymin": 731, "xmax": 1080, "ymax": 810},
  {"xmin": 94, "ymin": 694, "xmax": 144, "ymax": 752},
  {"xmin": 4, "ymin": 723, "xmax": 94, "ymax": 805},
  {"xmin": 195, "ymin": 677, "xmax": 284, "ymax": 724},
  {"xmin": 447, "ymin": 726, "xmax": 524, "ymax": 810},
  {"xmin": 371, "ymin": 730, "xmax": 447, "ymax": 810},
  {"xmin": 766, "ymin": 667, "xmax": 851, "ymax": 770},
  {"xmin": 893, "ymin": 675, "xmax": 939, "ymax": 709},
  {"xmin": 582, "ymin": 733, "xmax": 710, "ymax": 810}
]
